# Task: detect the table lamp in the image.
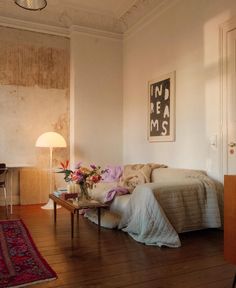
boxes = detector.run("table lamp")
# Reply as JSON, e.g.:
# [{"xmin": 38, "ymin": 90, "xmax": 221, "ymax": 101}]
[{"xmin": 35, "ymin": 131, "xmax": 66, "ymax": 209}]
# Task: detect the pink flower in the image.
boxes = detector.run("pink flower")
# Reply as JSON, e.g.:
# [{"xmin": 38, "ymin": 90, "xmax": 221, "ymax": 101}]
[
  {"xmin": 58, "ymin": 161, "xmax": 105, "ymax": 189},
  {"xmin": 74, "ymin": 162, "xmax": 82, "ymax": 169}
]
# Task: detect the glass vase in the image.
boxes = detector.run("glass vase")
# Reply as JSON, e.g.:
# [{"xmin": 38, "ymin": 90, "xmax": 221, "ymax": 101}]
[{"xmin": 79, "ymin": 183, "xmax": 91, "ymax": 202}]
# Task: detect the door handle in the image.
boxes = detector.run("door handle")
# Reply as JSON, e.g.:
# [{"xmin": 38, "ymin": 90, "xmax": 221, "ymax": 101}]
[{"xmin": 228, "ymin": 142, "xmax": 236, "ymax": 147}]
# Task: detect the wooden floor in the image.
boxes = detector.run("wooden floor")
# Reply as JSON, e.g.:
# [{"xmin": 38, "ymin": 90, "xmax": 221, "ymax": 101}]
[{"xmin": 1, "ymin": 205, "xmax": 235, "ymax": 288}]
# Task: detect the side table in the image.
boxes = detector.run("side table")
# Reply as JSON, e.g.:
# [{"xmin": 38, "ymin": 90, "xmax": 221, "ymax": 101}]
[{"xmin": 49, "ymin": 194, "xmax": 108, "ymax": 238}]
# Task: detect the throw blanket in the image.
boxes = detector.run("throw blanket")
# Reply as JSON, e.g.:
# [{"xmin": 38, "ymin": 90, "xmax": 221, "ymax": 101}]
[
  {"xmin": 104, "ymin": 187, "xmax": 129, "ymax": 203},
  {"xmin": 118, "ymin": 171, "xmax": 223, "ymax": 248},
  {"xmin": 100, "ymin": 163, "xmax": 167, "ymax": 202},
  {"xmin": 102, "ymin": 165, "xmax": 123, "ymax": 183},
  {"xmin": 118, "ymin": 184, "xmax": 181, "ymax": 247},
  {"xmin": 119, "ymin": 163, "xmax": 167, "ymax": 192}
]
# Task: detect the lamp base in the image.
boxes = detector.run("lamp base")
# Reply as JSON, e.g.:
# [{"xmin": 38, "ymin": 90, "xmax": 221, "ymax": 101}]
[{"xmin": 41, "ymin": 198, "xmax": 61, "ymax": 210}]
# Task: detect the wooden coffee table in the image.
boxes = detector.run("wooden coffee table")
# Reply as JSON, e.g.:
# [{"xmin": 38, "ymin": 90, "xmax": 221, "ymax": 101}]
[{"xmin": 49, "ymin": 194, "xmax": 108, "ymax": 238}]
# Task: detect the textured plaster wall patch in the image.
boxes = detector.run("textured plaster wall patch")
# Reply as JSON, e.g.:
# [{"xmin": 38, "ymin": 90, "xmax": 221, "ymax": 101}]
[
  {"xmin": 0, "ymin": 45, "xmax": 69, "ymax": 89},
  {"xmin": 0, "ymin": 27, "xmax": 70, "ymax": 203}
]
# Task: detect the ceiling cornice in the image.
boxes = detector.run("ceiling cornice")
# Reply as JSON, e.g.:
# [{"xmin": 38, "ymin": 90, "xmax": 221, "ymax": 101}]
[
  {"xmin": 0, "ymin": 0, "xmax": 176, "ymax": 39},
  {"xmin": 0, "ymin": 15, "xmax": 69, "ymax": 37},
  {"xmin": 57, "ymin": 7, "xmax": 124, "ymax": 34},
  {"xmin": 70, "ymin": 25, "xmax": 122, "ymax": 40},
  {"xmin": 0, "ymin": 15, "xmax": 123, "ymax": 40},
  {"xmin": 124, "ymin": 0, "xmax": 180, "ymax": 39},
  {"xmin": 120, "ymin": 0, "xmax": 167, "ymax": 31}
]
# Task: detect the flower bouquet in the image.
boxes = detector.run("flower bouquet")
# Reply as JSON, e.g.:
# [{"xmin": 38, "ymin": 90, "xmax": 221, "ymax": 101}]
[{"xmin": 57, "ymin": 160, "xmax": 106, "ymax": 202}]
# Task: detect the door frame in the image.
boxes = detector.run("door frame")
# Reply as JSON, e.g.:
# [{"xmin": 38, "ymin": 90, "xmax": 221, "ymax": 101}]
[{"xmin": 220, "ymin": 17, "xmax": 236, "ymax": 180}]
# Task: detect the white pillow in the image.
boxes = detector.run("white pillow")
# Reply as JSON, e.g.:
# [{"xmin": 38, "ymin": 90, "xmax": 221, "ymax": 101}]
[{"xmin": 151, "ymin": 168, "xmax": 207, "ymax": 182}]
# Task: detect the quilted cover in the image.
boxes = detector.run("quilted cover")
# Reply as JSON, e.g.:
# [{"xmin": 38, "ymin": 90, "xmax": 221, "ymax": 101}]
[{"xmin": 87, "ymin": 169, "xmax": 223, "ymax": 248}]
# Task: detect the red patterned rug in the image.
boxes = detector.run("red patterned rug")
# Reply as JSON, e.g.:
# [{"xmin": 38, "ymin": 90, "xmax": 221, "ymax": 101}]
[{"xmin": 0, "ymin": 219, "xmax": 57, "ymax": 288}]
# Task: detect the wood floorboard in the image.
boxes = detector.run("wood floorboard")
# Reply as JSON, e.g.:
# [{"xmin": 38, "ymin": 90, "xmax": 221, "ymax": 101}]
[{"xmin": 1, "ymin": 205, "xmax": 235, "ymax": 288}]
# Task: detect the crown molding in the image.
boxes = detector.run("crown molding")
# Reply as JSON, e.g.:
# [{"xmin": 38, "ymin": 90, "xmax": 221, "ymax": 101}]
[
  {"xmin": 0, "ymin": 15, "xmax": 123, "ymax": 40},
  {"xmin": 120, "ymin": 0, "xmax": 165, "ymax": 29},
  {"xmin": 0, "ymin": 0, "xmax": 177, "ymax": 40},
  {"xmin": 70, "ymin": 25, "xmax": 122, "ymax": 40},
  {"xmin": 0, "ymin": 16, "xmax": 69, "ymax": 37},
  {"xmin": 124, "ymin": 0, "xmax": 180, "ymax": 39},
  {"xmin": 115, "ymin": 0, "xmax": 137, "ymax": 18},
  {"xmin": 59, "ymin": 7, "xmax": 124, "ymax": 34}
]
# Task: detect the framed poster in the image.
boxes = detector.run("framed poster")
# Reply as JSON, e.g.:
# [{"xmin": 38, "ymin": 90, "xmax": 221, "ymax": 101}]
[{"xmin": 148, "ymin": 71, "xmax": 175, "ymax": 142}]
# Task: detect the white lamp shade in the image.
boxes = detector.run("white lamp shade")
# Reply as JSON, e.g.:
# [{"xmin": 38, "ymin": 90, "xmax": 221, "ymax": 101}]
[
  {"xmin": 35, "ymin": 132, "xmax": 67, "ymax": 148},
  {"xmin": 15, "ymin": 0, "xmax": 47, "ymax": 10}
]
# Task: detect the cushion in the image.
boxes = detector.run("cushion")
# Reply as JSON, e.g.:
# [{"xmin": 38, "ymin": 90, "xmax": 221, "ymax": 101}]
[{"xmin": 151, "ymin": 168, "xmax": 207, "ymax": 182}]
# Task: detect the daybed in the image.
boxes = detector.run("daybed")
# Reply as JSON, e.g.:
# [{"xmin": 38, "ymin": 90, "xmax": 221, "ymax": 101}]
[{"xmin": 85, "ymin": 165, "xmax": 223, "ymax": 248}]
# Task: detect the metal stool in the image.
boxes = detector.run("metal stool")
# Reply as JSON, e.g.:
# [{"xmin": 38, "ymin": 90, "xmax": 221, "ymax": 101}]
[{"xmin": 0, "ymin": 163, "xmax": 8, "ymax": 218}]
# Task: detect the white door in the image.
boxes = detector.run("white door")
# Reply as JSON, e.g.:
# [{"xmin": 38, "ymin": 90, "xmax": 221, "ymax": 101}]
[{"xmin": 226, "ymin": 28, "xmax": 236, "ymax": 174}]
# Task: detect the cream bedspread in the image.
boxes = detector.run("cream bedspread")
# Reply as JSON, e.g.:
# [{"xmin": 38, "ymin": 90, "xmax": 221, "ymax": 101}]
[
  {"xmin": 118, "ymin": 174, "xmax": 223, "ymax": 247},
  {"xmin": 87, "ymin": 170, "xmax": 223, "ymax": 248}
]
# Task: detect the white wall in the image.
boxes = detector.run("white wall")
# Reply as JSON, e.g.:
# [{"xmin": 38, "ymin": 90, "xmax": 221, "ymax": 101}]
[
  {"xmin": 70, "ymin": 31, "xmax": 123, "ymax": 168},
  {"xmin": 123, "ymin": 0, "xmax": 236, "ymax": 180},
  {"xmin": 0, "ymin": 27, "xmax": 70, "ymax": 168},
  {"xmin": 0, "ymin": 27, "xmax": 70, "ymax": 204}
]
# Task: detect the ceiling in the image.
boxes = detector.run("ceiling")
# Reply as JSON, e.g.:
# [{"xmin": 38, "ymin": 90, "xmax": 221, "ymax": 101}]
[{"xmin": 0, "ymin": 0, "xmax": 168, "ymax": 34}]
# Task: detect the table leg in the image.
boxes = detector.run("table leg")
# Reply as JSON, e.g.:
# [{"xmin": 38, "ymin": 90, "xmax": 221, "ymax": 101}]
[
  {"xmin": 232, "ymin": 272, "xmax": 236, "ymax": 288},
  {"xmin": 71, "ymin": 213, "xmax": 74, "ymax": 238},
  {"xmin": 53, "ymin": 201, "xmax": 57, "ymax": 224},
  {"xmin": 10, "ymin": 169, "xmax": 13, "ymax": 214},
  {"xmin": 97, "ymin": 207, "xmax": 101, "ymax": 229},
  {"xmin": 77, "ymin": 210, "xmax": 79, "ymax": 225}
]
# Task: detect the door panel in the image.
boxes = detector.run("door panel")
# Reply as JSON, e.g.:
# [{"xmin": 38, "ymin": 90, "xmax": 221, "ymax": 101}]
[{"xmin": 227, "ymin": 28, "xmax": 236, "ymax": 174}]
